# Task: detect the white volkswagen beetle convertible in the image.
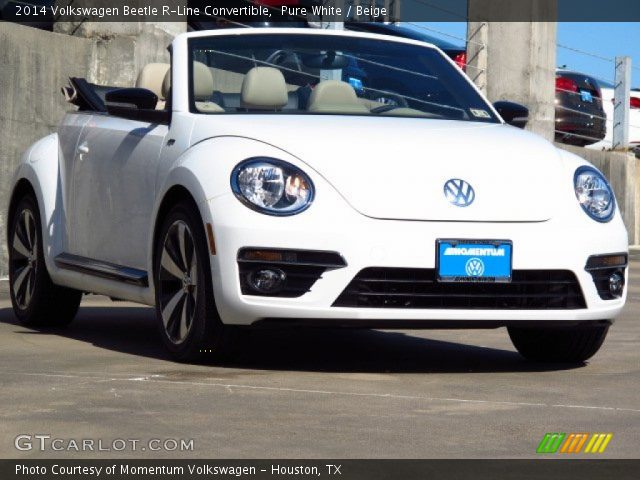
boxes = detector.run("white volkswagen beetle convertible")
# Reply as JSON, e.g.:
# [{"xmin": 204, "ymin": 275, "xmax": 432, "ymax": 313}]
[{"xmin": 7, "ymin": 29, "xmax": 628, "ymax": 363}]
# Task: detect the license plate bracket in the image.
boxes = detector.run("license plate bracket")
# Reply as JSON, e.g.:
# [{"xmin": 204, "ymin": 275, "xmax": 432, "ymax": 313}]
[{"xmin": 436, "ymin": 239, "xmax": 513, "ymax": 283}]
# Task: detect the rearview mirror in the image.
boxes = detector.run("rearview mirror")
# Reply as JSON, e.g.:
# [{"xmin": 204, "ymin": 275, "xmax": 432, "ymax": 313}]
[
  {"xmin": 105, "ymin": 88, "xmax": 169, "ymax": 124},
  {"xmin": 493, "ymin": 101, "xmax": 529, "ymax": 129},
  {"xmin": 302, "ymin": 52, "xmax": 349, "ymax": 69}
]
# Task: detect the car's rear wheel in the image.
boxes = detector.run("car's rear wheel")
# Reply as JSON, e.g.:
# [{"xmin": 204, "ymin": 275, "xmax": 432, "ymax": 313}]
[
  {"xmin": 507, "ymin": 324, "xmax": 609, "ymax": 363},
  {"xmin": 154, "ymin": 202, "xmax": 239, "ymax": 362},
  {"xmin": 8, "ymin": 195, "xmax": 82, "ymax": 326}
]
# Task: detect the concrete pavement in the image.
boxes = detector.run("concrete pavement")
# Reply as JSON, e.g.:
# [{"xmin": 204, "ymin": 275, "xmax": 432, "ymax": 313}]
[{"xmin": 0, "ymin": 262, "xmax": 638, "ymax": 459}]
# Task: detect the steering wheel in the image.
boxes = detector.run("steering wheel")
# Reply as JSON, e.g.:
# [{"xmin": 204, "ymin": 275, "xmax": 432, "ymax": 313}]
[{"xmin": 369, "ymin": 89, "xmax": 409, "ymax": 112}]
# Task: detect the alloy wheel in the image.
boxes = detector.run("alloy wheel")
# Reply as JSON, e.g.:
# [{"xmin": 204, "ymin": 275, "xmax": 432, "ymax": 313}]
[
  {"xmin": 10, "ymin": 209, "xmax": 38, "ymax": 310},
  {"xmin": 158, "ymin": 220, "xmax": 198, "ymax": 344}
]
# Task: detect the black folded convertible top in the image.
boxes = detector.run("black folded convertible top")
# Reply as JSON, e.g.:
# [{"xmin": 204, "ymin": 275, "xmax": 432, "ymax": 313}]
[{"xmin": 62, "ymin": 78, "xmax": 120, "ymax": 112}]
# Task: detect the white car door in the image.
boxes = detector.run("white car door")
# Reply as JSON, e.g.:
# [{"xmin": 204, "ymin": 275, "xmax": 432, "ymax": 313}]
[
  {"xmin": 57, "ymin": 113, "xmax": 92, "ymax": 250},
  {"xmin": 69, "ymin": 114, "xmax": 168, "ymax": 271}
]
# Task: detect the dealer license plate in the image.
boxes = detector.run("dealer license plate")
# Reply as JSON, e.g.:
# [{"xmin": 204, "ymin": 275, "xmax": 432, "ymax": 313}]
[
  {"xmin": 437, "ymin": 240, "xmax": 513, "ymax": 283},
  {"xmin": 580, "ymin": 90, "xmax": 593, "ymax": 102}
]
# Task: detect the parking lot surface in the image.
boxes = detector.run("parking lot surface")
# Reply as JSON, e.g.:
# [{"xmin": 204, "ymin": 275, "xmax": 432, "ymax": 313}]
[{"xmin": 0, "ymin": 261, "xmax": 638, "ymax": 459}]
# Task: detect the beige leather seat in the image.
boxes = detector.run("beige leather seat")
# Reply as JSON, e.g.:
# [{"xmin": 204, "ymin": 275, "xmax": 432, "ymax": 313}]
[
  {"xmin": 241, "ymin": 67, "xmax": 288, "ymax": 111},
  {"xmin": 161, "ymin": 62, "xmax": 224, "ymax": 113},
  {"xmin": 307, "ymin": 80, "xmax": 370, "ymax": 114},
  {"xmin": 136, "ymin": 63, "xmax": 170, "ymax": 110}
]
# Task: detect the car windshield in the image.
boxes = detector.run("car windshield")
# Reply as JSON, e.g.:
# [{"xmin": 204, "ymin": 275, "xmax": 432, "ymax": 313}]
[{"xmin": 188, "ymin": 33, "xmax": 499, "ymax": 123}]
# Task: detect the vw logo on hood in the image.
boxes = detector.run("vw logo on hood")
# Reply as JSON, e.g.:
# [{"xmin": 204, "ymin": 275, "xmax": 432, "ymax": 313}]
[{"xmin": 444, "ymin": 179, "xmax": 475, "ymax": 207}]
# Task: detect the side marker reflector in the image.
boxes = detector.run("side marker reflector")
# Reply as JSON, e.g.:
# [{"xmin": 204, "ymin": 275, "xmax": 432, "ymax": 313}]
[{"xmin": 206, "ymin": 223, "xmax": 216, "ymax": 256}]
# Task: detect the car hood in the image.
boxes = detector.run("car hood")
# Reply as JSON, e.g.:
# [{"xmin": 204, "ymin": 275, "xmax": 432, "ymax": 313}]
[{"xmin": 191, "ymin": 115, "xmax": 564, "ymax": 222}]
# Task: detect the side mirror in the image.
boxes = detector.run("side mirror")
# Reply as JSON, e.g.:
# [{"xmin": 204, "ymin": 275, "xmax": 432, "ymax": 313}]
[
  {"xmin": 493, "ymin": 101, "xmax": 529, "ymax": 129},
  {"xmin": 105, "ymin": 88, "xmax": 169, "ymax": 124}
]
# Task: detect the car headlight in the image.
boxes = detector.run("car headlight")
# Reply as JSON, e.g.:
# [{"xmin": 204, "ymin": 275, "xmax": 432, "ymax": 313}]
[
  {"xmin": 231, "ymin": 158, "xmax": 314, "ymax": 216},
  {"xmin": 574, "ymin": 166, "xmax": 615, "ymax": 222}
]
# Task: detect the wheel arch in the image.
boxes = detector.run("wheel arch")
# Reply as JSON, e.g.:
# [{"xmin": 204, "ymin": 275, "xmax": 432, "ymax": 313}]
[
  {"xmin": 153, "ymin": 185, "xmax": 202, "ymax": 245},
  {"xmin": 150, "ymin": 184, "xmax": 210, "ymax": 284},
  {"xmin": 7, "ymin": 179, "xmax": 37, "ymax": 245}
]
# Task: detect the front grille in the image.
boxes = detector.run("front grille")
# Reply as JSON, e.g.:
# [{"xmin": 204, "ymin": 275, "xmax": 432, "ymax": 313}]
[{"xmin": 333, "ymin": 268, "xmax": 586, "ymax": 310}]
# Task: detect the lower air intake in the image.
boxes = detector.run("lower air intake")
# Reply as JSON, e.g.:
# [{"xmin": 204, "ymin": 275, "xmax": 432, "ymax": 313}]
[{"xmin": 333, "ymin": 268, "xmax": 586, "ymax": 310}]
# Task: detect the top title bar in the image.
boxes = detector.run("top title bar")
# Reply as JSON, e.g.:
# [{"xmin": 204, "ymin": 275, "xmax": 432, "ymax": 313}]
[{"xmin": 2, "ymin": 0, "xmax": 640, "ymax": 23}]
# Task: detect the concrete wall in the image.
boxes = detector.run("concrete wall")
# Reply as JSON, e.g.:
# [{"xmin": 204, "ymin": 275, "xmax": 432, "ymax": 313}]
[
  {"xmin": 55, "ymin": 22, "xmax": 183, "ymax": 87},
  {"xmin": 0, "ymin": 22, "xmax": 184, "ymax": 278},
  {"xmin": 556, "ymin": 144, "xmax": 639, "ymax": 245},
  {"xmin": 0, "ymin": 23, "xmax": 94, "ymax": 278}
]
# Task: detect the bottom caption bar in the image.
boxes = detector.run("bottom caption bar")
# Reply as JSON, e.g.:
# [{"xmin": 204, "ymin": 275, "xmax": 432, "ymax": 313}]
[{"xmin": 4, "ymin": 460, "xmax": 639, "ymax": 480}]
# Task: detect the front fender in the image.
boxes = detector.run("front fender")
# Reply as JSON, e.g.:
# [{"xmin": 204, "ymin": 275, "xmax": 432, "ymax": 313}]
[
  {"xmin": 171, "ymin": 135, "xmax": 313, "ymax": 202},
  {"xmin": 147, "ymin": 136, "xmax": 313, "ymax": 271}
]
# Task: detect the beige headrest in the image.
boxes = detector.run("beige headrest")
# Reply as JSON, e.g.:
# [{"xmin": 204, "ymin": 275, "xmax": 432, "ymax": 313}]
[
  {"xmin": 161, "ymin": 70, "xmax": 171, "ymax": 100},
  {"xmin": 161, "ymin": 62, "xmax": 214, "ymax": 102},
  {"xmin": 307, "ymin": 80, "xmax": 370, "ymax": 114},
  {"xmin": 241, "ymin": 67, "xmax": 288, "ymax": 110},
  {"xmin": 136, "ymin": 63, "xmax": 170, "ymax": 100}
]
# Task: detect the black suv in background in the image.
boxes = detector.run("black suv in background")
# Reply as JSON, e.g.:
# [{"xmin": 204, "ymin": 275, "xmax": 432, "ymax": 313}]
[{"xmin": 344, "ymin": 22, "xmax": 468, "ymax": 69}]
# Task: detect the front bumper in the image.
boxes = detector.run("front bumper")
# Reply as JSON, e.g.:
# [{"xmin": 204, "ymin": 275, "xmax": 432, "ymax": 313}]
[{"xmin": 205, "ymin": 194, "xmax": 628, "ymax": 326}]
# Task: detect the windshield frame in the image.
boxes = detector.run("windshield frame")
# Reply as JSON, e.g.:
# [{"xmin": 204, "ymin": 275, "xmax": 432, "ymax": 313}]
[{"xmin": 185, "ymin": 30, "xmax": 501, "ymax": 124}]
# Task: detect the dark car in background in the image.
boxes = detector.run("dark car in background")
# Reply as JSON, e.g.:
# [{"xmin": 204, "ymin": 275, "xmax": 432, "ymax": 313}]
[
  {"xmin": 344, "ymin": 22, "xmax": 468, "ymax": 70},
  {"xmin": 555, "ymin": 70, "xmax": 606, "ymax": 146}
]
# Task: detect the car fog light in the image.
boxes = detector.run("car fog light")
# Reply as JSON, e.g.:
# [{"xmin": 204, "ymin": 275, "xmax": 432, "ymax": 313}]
[
  {"xmin": 247, "ymin": 268, "xmax": 286, "ymax": 294},
  {"xmin": 608, "ymin": 272, "xmax": 625, "ymax": 298}
]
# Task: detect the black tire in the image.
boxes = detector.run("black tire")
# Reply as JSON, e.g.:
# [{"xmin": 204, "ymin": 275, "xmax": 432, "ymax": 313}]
[
  {"xmin": 153, "ymin": 201, "xmax": 239, "ymax": 362},
  {"xmin": 508, "ymin": 324, "xmax": 610, "ymax": 363},
  {"xmin": 8, "ymin": 195, "xmax": 82, "ymax": 326}
]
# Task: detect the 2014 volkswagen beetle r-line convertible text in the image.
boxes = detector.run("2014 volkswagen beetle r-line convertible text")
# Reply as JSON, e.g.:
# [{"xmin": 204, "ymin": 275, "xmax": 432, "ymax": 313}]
[{"xmin": 7, "ymin": 29, "xmax": 628, "ymax": 363}]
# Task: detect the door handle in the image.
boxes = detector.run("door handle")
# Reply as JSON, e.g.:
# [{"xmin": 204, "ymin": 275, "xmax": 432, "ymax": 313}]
[{"xmin": 77, "ymin": 143, "xmax": 89, "ymax": 155}]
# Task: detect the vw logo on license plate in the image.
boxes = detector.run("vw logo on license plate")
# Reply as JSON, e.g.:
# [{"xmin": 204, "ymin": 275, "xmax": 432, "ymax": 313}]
[{"xmin": 465, "ymin": 258, "xmax": 485, "ymax": 277}]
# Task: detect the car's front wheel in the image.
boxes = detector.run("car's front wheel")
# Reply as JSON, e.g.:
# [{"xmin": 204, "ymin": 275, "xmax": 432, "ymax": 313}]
[
  {"xmin": 8, "ymin": 194, "xmax": 82, "ymax": 326},
  {"xmin": 154, "ymin": 202, "xmax": 239, "ymax": 362},
  {"xmin": 508, "ymin": 324, "xmax": 610, "ymax": 363}
]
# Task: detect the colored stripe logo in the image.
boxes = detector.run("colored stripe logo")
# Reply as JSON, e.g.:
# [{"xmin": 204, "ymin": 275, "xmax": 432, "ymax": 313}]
[{"xmin": 537, "ymin": 433, "xmax": 613, "ymax": 454}]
